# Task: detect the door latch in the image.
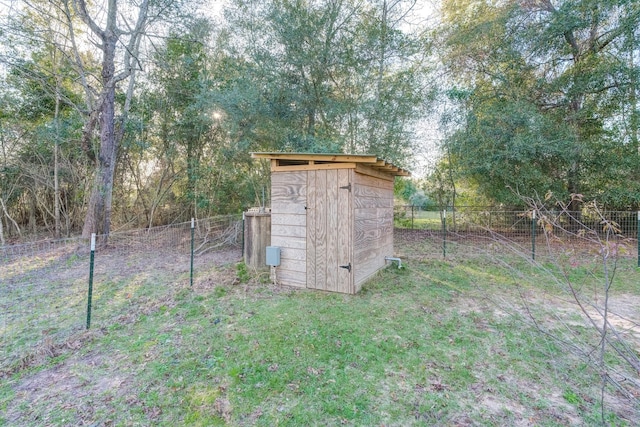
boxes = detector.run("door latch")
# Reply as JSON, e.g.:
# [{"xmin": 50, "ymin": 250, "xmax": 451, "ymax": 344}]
[{"xmin": 339, "ymin": 262, "xmax": 351, "ymax": 273}]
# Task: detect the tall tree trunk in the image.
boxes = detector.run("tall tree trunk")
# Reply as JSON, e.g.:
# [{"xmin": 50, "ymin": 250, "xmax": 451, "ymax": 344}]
[
  {"xmin": 74, "ymin": 0, "xmax": 150, "ymax": 239},
  {"xmin": 83, "ymin": 35, "xmax": 118, "ymax": 238},
  {"xmin": 54, "ymin": 79, "xmax": 61, "ymax": 238}
]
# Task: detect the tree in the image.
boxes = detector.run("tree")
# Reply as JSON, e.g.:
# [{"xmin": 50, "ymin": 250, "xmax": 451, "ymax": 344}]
[
  {"xmin": 73, "ymin": 0, "xmax": 153, "ymax": 238},
  {"xmin": 439, "ymin": 0, "xmax": 640, "ymax": 209},
  {"xmin": 222, "ymin": 0, "xmax": 431, "ymax": 167}
]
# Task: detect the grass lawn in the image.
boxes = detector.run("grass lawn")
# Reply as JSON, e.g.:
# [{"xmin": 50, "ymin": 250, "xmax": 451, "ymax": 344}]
[{"xmin": 1, "ymin": 251, "xmax": 639, "ymax": 425}]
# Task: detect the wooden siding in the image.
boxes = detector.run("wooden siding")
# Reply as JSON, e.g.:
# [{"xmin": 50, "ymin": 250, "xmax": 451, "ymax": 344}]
[
  {"xmin": 271, "ymin": 171, "xmax": 307, "ymax": 288},
  {"xmin": 352, "ymin": 171, "xmax": 394, "ymax": 292},
  {"xmin": 268, "ymin": 159, "xmax": 395, "ymax": 294},
  {"xmin": 306, "ymin": 169, "xmax": 353, "ymax": 293}
]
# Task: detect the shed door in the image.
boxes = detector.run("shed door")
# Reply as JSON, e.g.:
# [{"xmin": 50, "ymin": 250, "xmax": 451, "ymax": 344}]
[{"xmin": 306, "ymin": 169, "xmax": 353, "ymax": 293}]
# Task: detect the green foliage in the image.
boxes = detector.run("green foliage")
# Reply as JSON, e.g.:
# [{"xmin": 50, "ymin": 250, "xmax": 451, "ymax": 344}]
[
  {"xmin": 235, "ymin": 262, "xmax": 250, "ymax": 283},
  {"xmin": 439, "ymin": 0, "xmax": 640, "ymax": 209},
  {"xmin": 222, "ymin": 0, "xmax": 430, "ymax": 168}
]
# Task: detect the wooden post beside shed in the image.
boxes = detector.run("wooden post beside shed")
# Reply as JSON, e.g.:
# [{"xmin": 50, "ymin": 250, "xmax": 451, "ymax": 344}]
[{"xmin": 252, "ymin": 152, "xmax": 410, "ymax": 294}]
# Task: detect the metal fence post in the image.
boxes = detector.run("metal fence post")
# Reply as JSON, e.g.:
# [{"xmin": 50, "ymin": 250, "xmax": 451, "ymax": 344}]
[
  {"xmin": 637, "ymin": 211, "xmax": 639, "ymax": 268},
  {"xmin": 532, "ymin": 210, "xmax": 536, "ymax": 261},
  {"xmin": 442, "ymin": 209, "xmax": 447, "ymax": 258},
  {"xmin": 190, "ymin": 218, "xmax": 195, "ymax": 287},
  {"xmin": 411, "ymin": 205, "xmax": 414, "ymax": 229},
  {"xmin": 86, "ymin": 233, "xmax": 95, "ymax": 330}
]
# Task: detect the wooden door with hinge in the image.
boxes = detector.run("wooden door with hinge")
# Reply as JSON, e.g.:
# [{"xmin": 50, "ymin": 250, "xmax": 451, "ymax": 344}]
[{"xmin": 306, "ymin": 168, "xmax": 353, "ymax": 293}]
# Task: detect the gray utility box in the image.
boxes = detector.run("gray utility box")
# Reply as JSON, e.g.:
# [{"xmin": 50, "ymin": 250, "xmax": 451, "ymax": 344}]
[{"xmin": 266, "ymin": 246, "xmax": 281, "ymax": 267}]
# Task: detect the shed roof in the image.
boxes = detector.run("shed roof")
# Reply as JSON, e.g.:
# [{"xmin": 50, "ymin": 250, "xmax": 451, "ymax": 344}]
[{"xmin": 251, "ymin": 152, "xmax": 411, "ymax": 177}]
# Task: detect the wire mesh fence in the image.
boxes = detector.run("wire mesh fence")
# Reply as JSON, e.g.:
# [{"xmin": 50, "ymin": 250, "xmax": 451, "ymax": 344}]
[
  {"xmin": 2, "ymin": 207, "xmax": 637, "ymax": 374},
  {"xmin": 394, "ymin": 207, "xmax": 639, "ymax": 263},
  {"xmin": 0, "ymin": 215, "xmax": 242, "ymax": 375}
]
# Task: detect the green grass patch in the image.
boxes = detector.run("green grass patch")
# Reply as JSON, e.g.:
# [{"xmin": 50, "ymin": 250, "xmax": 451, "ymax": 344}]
[{"xmin": 2, "ymin": 254, "xmax": 639, "ymax": 426}]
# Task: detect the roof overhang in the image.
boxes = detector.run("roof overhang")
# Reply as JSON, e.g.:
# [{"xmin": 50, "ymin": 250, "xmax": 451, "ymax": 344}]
[{"xmin": 251, "ymin": 152, "xmax": 411, "ymax": 177}]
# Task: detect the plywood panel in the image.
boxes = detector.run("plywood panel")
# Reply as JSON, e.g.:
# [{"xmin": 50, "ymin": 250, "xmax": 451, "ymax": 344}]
[
  {"xmin": 271, "ymin": 236, "xmax": 306, "ymax": 250},
  {"xmin": 354, "ymin": 258, "xmax": 387, "ymax": 291},
  {"xmin": 353, "ymin": 209, "xmax": 393, "ymax": 221},
  {"xmin": 354, "ymin": 171, "xmax": 395, "ymax": 189},
  {"xmin": 281, "ymin": 247, "xmax": 306, "ymax": 261},
  {"xmin": 353, "ymin": 184, "xmax": 391, "ymax": 199},
  {"xmin": 277, "ymin": 259, "xmax": 306, "ymax": 273},
  {"xmin": 272, "ymin": 171, "xmax": 307, "ymax": 184},
  {"xmin": 272, "ymin": 214, "xmax": 306, "ymax": 226},
  {"xmin": 353, "ymin": 197, "xmax": 393, "ymax": 209},
  {"xmin": 275, "ymin": 269, "xmax": 307, "ymax": 287},
  {"xmin": 354, "ymin": 164, "xmax": 396, "ymax": 182},
  {"xmin": 352, "ymin": 171, "xmax": 395, "ymax": 291},
  {"xmin": 272, "ymin": 171, "xmax": 307, "ymax": 205},
  {"xmin": 272, "ymin": 170, "xmax": 308, "ymax": 287},
  {"xmin": 326, "ymin": 169, "xmax": 338, "ymax": 292},
  {"xmin": 306, "ymin": 170, "xmax": 316, "ymax": 289},
  {"xmin": 337, "ymin": 168, "xmax": 352, "ymax": 294},
  {"xmin": 272, "ymin": 224, "xmax": 306, "ymax": 238},
  {"xmin": 272, "ymin": 202, "xmax": 305, "ymax": 215},
  {"xmin": 314, "ymin": 170, "xmax": 327, "ymax": 290}
]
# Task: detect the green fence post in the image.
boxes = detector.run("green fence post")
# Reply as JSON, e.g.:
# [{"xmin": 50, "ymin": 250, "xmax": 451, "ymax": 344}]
[
  {"xmin": 637, "ymin": 211, "xmax": 639, "ymax": 268},
  {"xmin": 442, "ymin": 209, "xmax": 447, "ymax": 258},
  {"xmin": 86, "ymin": 233, "xmax": 95, "ymax": 330},
  {"xmin": 190, "ymin": 218, "xmax": 195, "ymax": 287},
  {"xmin": 532, "ymin": 210, "xmax": 536, "ymax": 261}
]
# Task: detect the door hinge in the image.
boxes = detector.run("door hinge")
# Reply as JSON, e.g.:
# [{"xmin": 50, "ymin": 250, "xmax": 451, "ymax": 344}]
[
  {"xmin": 339, "ymin": 183, "xmax": 351, "ymax": 191},
  {"xmin": 339, "ymin": 262, "xmax": 351, "ymax": 273}
]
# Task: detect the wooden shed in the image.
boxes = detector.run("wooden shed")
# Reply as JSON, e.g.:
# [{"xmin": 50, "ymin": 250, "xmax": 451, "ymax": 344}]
[{"xmin": 252, "ymin": 152, "xmax": 410, "ymax": 294}]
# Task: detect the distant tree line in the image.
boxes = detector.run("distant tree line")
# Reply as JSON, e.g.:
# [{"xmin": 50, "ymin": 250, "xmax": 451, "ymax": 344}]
[{"xmin": 1, "ymin": 0, "xmax": 638, "ymax": 242}]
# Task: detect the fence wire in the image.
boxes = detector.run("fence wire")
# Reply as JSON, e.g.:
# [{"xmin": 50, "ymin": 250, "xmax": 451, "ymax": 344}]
[
  {"xmin": 0, "ymin": 215, "xmax": 242, "ymax": 374},
  {"xmin": 394, "ymin": 207, "xmax": 639, "ymax": 262}
]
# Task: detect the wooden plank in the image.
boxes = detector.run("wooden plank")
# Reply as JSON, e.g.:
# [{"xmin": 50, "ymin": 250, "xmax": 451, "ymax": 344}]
[
  {"xmin": 271, "ymin": 172, "xmax": 307, "ymax": 211},
  {"xmin": 353, "ymin": 184, "xmax": 391, "ymax": 199},
  {"xmin": 354, "ymin": 245, "xmax": 391, "ymax": 286},
  {"xmin": 352, "ymin": 197, "xmax": 394, "ymax": 291},
  {"xmin": 271, "ymin": 202, "xmax": 305, "ymax": 215},
  {"xmin": 272, "ymin": 171, "xmax": 307, "ymax": 184},
  {"xmin": 354, "ymin": 172, "xmax": 395, "ymax": 189},
  {"xmin": 272, "ymin": 214, "xmax": 306, "ymax": 227},
  {"xmin": 326, "ymin": 169, "xmax": 338, "ymax": 293},
  {"xmin": 253, "ymin": 152, "xmax": 379, "ymax": 163},
  {"xmin": 354, "ymin": 227, "xmax": 384, "ymax": 247},
  {"xmin": 272, "ymin": 224, "xmax": 306, "ymax": 238},
  {"xmin": 353, "ymin": 228, "xmax": 393, "ymax": 248},
  {"xmin": 252, "ymin": 153, "xmax": 409, "ymax": 176},
  {"xmin": 271, "ymin": 236, "xmax": 306, "ymax": 250},
  {"xmin": 353, "ymin": 209, "xmax": 393, "ymax": 221},
  {"xmin": 272, "ymin": 185, "xmax": 307, "ymax": 204},
  {"xmin": 275, "ymin": 269, "xmax": 307, "ymax": 287},
  {"xmin": 306, "ymin": 170, "xmax": 316, "ymax": 289},
  {"xmin": 314, "ymin": 170, "xmax": 327, "ymax": 290},
  {"xmin": 354, "ymin": 241, "xmax": 392, "ymax": 260},
  {"xmin": 281, "ymin": 247, "xmax": 306, "ymax": 261},
  {"xmin": 337, "ymin": 168, "xmax": 352, "ymax": 294},
  {"xmin": 278, "ymin": 259, "xmax": 307, "ymax": 273},
  {"xmin": 273, "ymin": 163, "xmax": 357, "ymax": 172},
  {"xmin": 353, "ymin": 197, "xmax": 393, "ymax": 209},
  {"xmin": 355, "ymin": 164, "xmax": 397, "ymax": 181}
]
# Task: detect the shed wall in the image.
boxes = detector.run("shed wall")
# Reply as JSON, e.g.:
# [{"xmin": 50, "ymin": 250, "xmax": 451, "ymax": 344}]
[
  {"xmin": 352, "ymin": 171, "xmax": 394, "ymax": 292},
  {"xmin": 269, "ymin": 165, "xmax": 395, "ymax": 293},
  {"xmin": 270, "ymin": 171, "xmax": 307, "ymax": 287}
]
